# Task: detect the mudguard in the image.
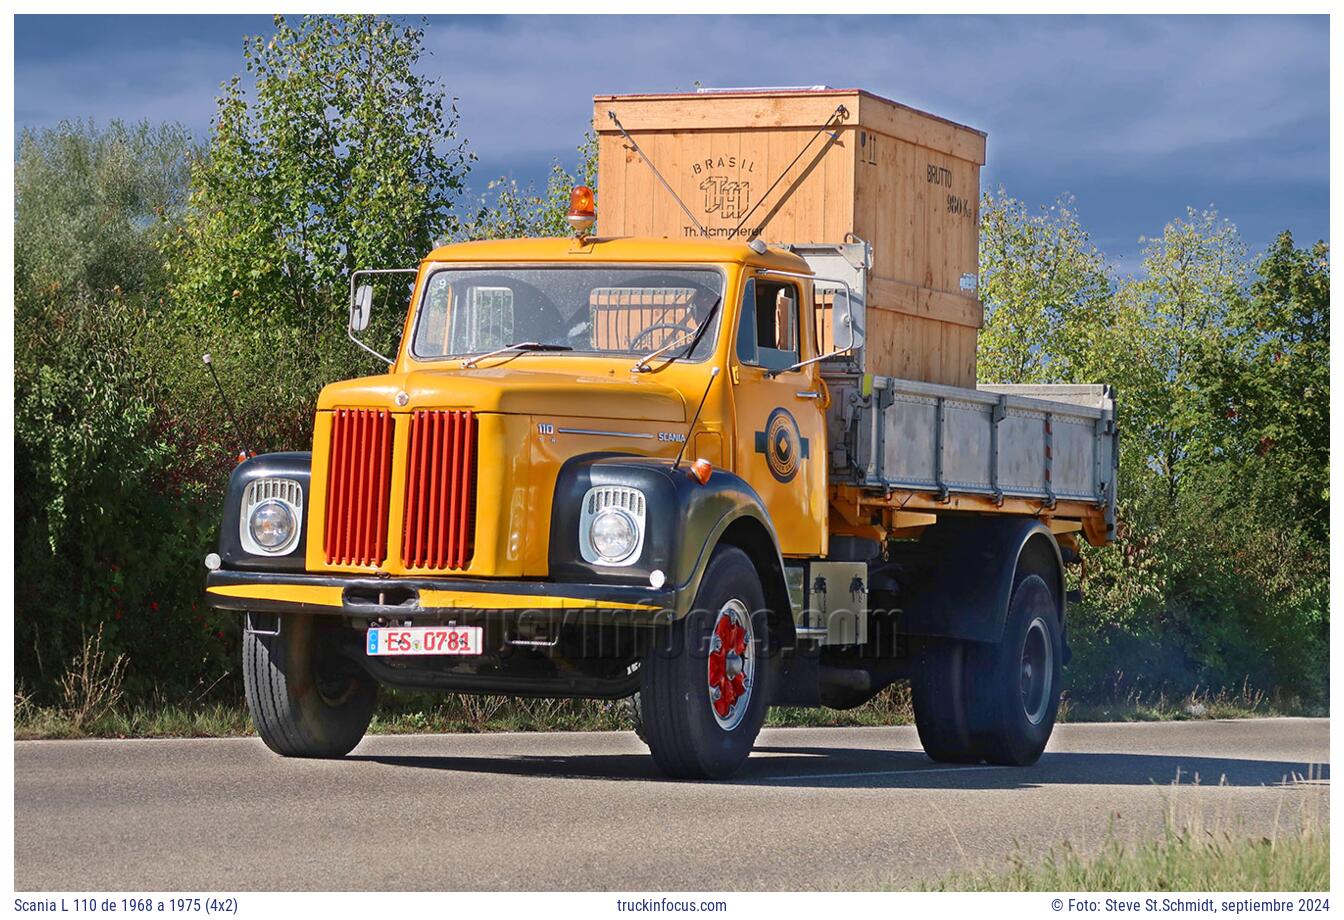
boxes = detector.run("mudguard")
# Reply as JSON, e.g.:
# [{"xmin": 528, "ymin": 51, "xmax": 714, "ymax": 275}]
[
  {"xmin": 218, "ymin": 452, "xmax": 312, "ymax": 572},
  {"xmin": 891, "ymin": 515, "xmax": 1067, "ymax": 651},
  {"xmin": 549, "ymin": 455, "xmax": 790, "ymax": 619}
]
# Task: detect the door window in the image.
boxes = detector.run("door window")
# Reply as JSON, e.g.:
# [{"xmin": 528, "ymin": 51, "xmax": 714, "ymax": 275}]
[{"xmin": 735, "ymin": 278, "xmax": 800, "ymax": 372}]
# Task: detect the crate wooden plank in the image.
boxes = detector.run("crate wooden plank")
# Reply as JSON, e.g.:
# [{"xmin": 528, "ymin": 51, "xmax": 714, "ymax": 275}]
[
  {"xmin": 853, "ymin": 92, "xmax": 986, "ymax": 166},
  {"xmin": 596, "ymin": 90, "xmax": 859, "ymax": 132}
]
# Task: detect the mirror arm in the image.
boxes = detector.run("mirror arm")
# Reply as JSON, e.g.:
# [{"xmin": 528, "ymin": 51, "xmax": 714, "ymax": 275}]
[
  {"xmin": 347, "ymin": 267, "xmax": 417, "ymax": 366},
  {"xmin": 347, "ymin": 324, "xmax": 396, "ymax": 366},
  {"xmin": 764, "ymin": 345, "xmax": 854, "ymax": 378}
]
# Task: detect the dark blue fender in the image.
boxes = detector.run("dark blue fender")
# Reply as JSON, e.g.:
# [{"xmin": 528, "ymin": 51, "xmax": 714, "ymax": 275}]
[
  {"xmin": 891, "ymin": 515, "xmax": 1069, "ymax": 658},
  {"xmin": 217, "ymin": 452, "xmax": 312, "ymax": 572},
  {"xmin": 548, "ymin": 455, "xmax": 793, "ymax": 626}
]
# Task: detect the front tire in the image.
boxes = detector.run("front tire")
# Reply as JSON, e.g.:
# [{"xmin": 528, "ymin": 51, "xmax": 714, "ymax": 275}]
[
  {"xmin": 243, "ymin": 614, "xmax": 377, "ymax": 758},
  {"xmin": 639, "ymin": 546, "xmax": 772, "ymax": 779},
  {"xmin": 627, "ymin": 691, "xmax": 648, "ymax": 745}
]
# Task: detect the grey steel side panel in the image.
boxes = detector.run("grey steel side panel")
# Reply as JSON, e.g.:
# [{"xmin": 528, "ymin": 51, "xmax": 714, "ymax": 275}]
[{"xmin": 829, "ymin": 375, "xmax": 1118, "ymax": 527}]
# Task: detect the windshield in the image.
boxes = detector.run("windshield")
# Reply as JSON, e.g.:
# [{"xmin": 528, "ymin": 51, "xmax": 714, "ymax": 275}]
[{"xmin": 411, "ymin": 265, "xmax": 725, "ymax": 361}]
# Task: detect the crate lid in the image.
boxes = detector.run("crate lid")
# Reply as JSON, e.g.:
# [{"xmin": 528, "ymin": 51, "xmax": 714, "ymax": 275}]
[{"xmin": 595, "ymin": 87, "xmax": 985, "ymax": 164}]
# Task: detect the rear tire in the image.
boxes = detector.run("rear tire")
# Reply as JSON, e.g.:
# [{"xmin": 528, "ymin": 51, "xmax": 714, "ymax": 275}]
[
  {"xmin": 911, "ymin": 638, "xmax": 982, "ymax": 763},
  {"xmin": 639, "ymin": 546, "xmax": 771, "ymax": 779},
  {"xmin": 243, "ymin": 614, "xmax": 377, "ymax": 758},
  {"xmin": 967, "ymin": 574, "xmax": 1062, "ymax": 766}
]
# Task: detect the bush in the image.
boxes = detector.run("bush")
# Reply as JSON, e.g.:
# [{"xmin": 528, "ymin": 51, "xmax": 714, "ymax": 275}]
[
  {"xmin": 14, "ymin": 289, "xmax": 237, "ymax": 704},
  {"xmin": 1067, "ymin": 480, "xmax": 1327, "ymax": 704},
  {"xmin": 14, "ymin": 119, "xmax": 239, "ymax": 706},
  {"xmin": 57, "ymin": 624, "xmax": 130, "ymax": 731}
]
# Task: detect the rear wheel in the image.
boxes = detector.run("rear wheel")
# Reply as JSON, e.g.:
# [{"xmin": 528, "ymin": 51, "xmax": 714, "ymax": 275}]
[
  {"xmin": 967, "ymin": 574, "xmax": 1062, "ymax": 765},
  {"xmin": 243, "ymin": 614, "xmax": 377, "ymax": 758},
  {"xmin": 639, "ymin": 546, "xmax": 771, "ymax": 779},
  {"xmin": 911, "ymin": 638, "xmax": 981, "ymax": 763}
]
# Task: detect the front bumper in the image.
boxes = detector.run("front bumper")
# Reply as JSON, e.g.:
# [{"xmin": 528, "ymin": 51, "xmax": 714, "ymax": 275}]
[{"xmin": 204, "ymin": 569, "xmax": 675, "ymax": 626}]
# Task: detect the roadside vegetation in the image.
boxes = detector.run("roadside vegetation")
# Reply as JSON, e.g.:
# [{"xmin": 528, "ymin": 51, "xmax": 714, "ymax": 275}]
[
  {"xmin": 15, "ymin": 14, "xmax": 1328, "ymax": 738},
  {"xmin": 922, "ymin": 828, "xmax": 1328, "ymax": 892},
  {"xmin": 917, "ymin": 782, "xmax": 1328, "ymax": 891},
  {"xmin": 16, "ymin": 674, "xmax": 1322, "ymax": 741}
]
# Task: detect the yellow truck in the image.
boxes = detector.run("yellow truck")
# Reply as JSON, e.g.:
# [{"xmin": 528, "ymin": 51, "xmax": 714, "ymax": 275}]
[{"xmin": 205, "ymin": 89, "xmax": 1117, "ymax": 779}]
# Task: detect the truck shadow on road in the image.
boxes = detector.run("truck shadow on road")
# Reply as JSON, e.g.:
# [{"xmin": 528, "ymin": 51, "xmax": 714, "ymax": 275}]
[{"xmin": 348, "ymin": 746, "xmax": 1329, "ymax": 789}]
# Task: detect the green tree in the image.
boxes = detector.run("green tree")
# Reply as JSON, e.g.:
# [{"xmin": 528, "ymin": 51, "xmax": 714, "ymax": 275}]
[
  {"xmin": 167, "ymin": 13, "xmax": 474, "ymax": 453},
  {"xmin": 16, "ymin": 119, "xmax": 192, "ymax": 302},
  {"xmin": 1063, "ymin": 218, "xmax": 1329, "ymax": 703},
  {"xmin": 977, "ymin": 190, "xmax": 1113, "ymax": 384},
  {"xmin": 1109, "ymin": 208, "xmax": 1248, "ymax": 502},
  {"xmin": 172, "ymin": 14, "xmax": 472, "ymax": 335},
  {"xmin": 1194, "ymin": 232, "xmax": 1329, "ymax": 538},
  {"xmin": 463, "ymin": 134, "xmax": 598, "ymax": 240}
]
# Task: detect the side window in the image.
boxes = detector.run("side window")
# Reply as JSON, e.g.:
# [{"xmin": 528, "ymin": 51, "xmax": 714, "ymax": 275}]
[{"xmin": 735, "ymin": 278, "xmax": 800, "ymax": 371}]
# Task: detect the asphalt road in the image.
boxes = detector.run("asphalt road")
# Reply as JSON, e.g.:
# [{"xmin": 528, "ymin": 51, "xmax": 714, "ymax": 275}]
[{"xmin": 14, "ymin": 718, "xmax": 1329, "ymax": 891}]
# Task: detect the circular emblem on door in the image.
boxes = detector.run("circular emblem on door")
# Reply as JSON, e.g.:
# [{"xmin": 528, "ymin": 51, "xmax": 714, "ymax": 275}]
[{"xmin": 758, "ymin": 407, "xmax": 804, "ymax": 483}]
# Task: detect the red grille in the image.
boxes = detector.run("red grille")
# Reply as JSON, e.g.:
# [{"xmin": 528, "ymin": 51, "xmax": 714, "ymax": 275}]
[
  {"xmin": 323, "ymin": 409, "xmax": 394, "ymax": 567},
  {"xmin": 401, "ymin": 410, "xmax": 478, "ymax": 570}
]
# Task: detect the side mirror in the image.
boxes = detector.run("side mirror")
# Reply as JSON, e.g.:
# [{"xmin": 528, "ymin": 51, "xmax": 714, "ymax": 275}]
[
  {"xmin": 766, "ymin": 285, "xmax": 866, "ymax": 378},
  {"xmin": 350, "ymin": 284, "xmax": 373, "ymax": 332},
  {"xmin": 834, "ymin": 287, "xmax": 864, "ymax": 352}
]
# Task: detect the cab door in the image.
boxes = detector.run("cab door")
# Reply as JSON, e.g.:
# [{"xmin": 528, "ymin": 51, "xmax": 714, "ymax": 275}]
[{"xmin": 730, "ymin": 275, "xmax": 828, "ymax": 557}]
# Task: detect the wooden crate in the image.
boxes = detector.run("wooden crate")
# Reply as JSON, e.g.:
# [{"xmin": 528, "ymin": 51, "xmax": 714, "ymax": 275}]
[{"xmin": 593, "ymin": 88, "xmax": 986, "ymax": 387}]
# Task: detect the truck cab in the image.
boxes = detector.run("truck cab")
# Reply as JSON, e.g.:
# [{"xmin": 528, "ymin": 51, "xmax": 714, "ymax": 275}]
[{"xmin": 208, "ymin": 235, "xmax": 826, "ymax": 771}]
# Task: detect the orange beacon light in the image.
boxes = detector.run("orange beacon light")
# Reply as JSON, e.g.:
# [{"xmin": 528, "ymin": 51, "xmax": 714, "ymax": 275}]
[{"xmin": 567, "ymin": 185, "xmax": 596, "ymax": 236}]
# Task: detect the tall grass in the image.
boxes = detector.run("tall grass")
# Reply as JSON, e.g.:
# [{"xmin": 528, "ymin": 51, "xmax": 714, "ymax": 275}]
[
  {"xmin": 56, "ymin": 625, "xmax": 129, "ymax": 731},
  {"xmin": 14, "ymin": 677, "xmax": 1320, "ymax": 741},
  {"xmin": 1059, "ymin": 683, "xmax": 1326, "ymax": 723},
  {"xmin": 918, "ymin": 773, "xmax": 1329, "ymax": 891}
]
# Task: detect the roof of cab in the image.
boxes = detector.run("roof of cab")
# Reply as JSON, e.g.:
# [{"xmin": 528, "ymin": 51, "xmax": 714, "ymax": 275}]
[{"xmin": 421, "ymin": 236, "xmax": 812, "ymax": 273}]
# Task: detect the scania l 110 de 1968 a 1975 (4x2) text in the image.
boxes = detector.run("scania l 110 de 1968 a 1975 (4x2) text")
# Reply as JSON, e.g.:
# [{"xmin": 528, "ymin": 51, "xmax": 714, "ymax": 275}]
[{"xmin": 205, "ymin": 88, "xmax": 1117, "ymax": 779}]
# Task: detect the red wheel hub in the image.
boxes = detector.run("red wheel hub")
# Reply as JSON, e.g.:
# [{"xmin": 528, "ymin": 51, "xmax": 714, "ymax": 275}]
[{"xmin": 707, "ymin": 606, "xmax": 749, "ymax": 720}]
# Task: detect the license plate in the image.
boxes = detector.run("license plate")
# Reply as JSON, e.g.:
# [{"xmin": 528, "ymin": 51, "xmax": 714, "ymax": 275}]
[{"xmin": 366, "ymin": 625, "xmax": 483, "ymax": 657}]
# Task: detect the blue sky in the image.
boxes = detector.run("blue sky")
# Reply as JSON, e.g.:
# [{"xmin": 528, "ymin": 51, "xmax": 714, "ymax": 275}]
[{"xmin": 15, "ymin": 14, "xmax": 1330, "ymax": 272}]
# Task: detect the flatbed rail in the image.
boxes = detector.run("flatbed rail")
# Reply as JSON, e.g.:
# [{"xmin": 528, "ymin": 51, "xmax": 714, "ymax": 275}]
[{"xmin": 826, "ymin": 376, "xmax": 1118, "ymax": 546}]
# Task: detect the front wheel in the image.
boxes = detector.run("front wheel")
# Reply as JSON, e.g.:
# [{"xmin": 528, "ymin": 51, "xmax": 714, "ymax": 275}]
[
  {"xmin": 638, "ymin": 546, "xmax": 772, "ymax": 779},
  {"xmin": 242, "ymin": 613, "xmax": 377, "ymax": 758},
  {"xmin": 627, "ymin": 690, "xmax": 648, "ymax": 745}
]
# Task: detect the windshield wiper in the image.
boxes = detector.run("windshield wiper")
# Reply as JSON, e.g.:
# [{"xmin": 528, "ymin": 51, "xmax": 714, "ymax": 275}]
[
  {"xmin": 631, "ymin": 298, "xmax": 722, "ymax": 373},
  {"xmin": 460, "ymin": 341, "xmax": 573, "ymax": 368}
]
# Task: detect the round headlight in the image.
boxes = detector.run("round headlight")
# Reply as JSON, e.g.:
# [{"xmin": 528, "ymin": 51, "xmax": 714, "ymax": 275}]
[
  {"xmin": 590, "ymin": 507, "xmax": 638, "ymax": 562},
  {"xmin": 249, "ymin": 499, "xmax": 296, "ymax": 551}
]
